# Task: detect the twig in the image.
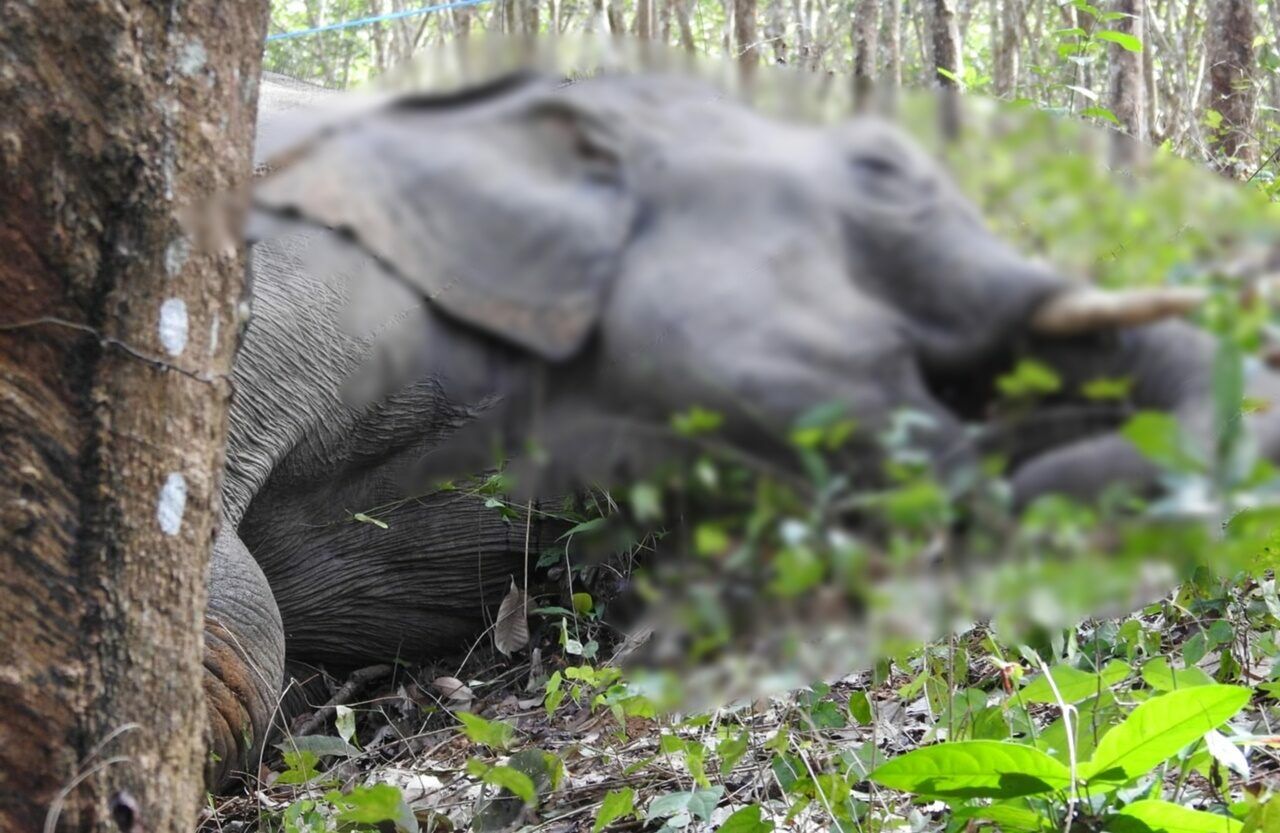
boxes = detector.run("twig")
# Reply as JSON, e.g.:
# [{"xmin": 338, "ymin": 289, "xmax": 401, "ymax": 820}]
[{"xmin": 290, "ymin": 664, "xmax": 393, "ymax": 737}]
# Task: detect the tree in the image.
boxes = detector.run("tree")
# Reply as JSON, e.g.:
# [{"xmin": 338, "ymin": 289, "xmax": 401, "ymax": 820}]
[
  {"xmin": 735, "ymin": 0, "xmax": 760, "ymax": 72},
  {"xmin": 1107, "ymin": 0, "xmax": 1147, "ymax": 170},
  {"xmin": 852, "ymin": 0, "xmax": 881, "ymax": 108},
  {"xmin": 0, "ymin": 2, "xmax": 268, "ymax": 830},
  {"xmin": 1205, "ymin": 0, "xmax": 1258, "ymax": 176},
  {"xmin": 931, "ymin": 0, "xmax": 964, "ymax": 138}
]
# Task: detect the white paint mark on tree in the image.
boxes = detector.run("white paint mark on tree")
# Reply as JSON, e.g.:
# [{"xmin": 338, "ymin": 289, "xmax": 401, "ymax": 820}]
[
  {"xmin": 177, "ymin": 38, "xmax": 208, "ymax": 77},
  {"xmin": 159, "ymin": 298, "xmax": 188, "ymax": 356},
  {"xmin": 208, "ymin": 313, "xmax": 220, "ymax": 357},
  {"xmin": 165, "ymin": 236, "xmax": 190, "ymax": 278},
  {"xmin": 157, "ymin": 473, "xmax": 187, "ymax": 536}
]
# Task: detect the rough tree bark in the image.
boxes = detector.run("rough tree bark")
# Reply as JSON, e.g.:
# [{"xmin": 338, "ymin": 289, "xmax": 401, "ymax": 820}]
[
  {"xmin": 675, "ymin": 0, "xmax": 698, "ymax": 53},
  {"xmin": 735, "ymin": 0, "xmax": 760, "ymax": 73},
  {"xmin": 930, "ymin": 0, "xmax": 963, "ymax": 139},
  {"xmin": 1107, "ymin": 0, "xmax": 1147, "ymax": 170},
  {"xmin": 852, "ymin": 0, "xmax": 880, "ymax": 109},
  {"xmin": 884, "ymin": 0, "xmax": 902, "ymax": 88},
  {"xmin": 993, "ymin": 0, "xmax": 1020, "ymax": 99},
  {"xmin": 634, "ymin": 0, "xmax": 655, "ymax": 39},
  {"xmin": 0, "ymin": 2, "xmax": 268, "ymax": 831},
  {"xmin": 1205, "ymin": 0, "xmax": 1257, "ymax": 175}
]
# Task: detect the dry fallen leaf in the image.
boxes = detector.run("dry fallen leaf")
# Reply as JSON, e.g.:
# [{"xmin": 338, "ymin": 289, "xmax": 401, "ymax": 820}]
[
  {"xmin": 431, "ymin": 676, "xmax": 474, "ymax": 706},
  {"xmin": 493, "ymin": 579, "xmax": 531, "ymax": 656}
]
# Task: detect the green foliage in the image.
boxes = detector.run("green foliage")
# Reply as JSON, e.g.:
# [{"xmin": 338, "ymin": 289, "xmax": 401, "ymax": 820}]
[
  {"xmin": 869, "ymin": 741, "xmax": 1073, "ymax": 799},
  {"xmin": 455, "ymin": 712, "xmax": 516, "ymax": 750},
  {"xmin": 593, "ymin": 788, "xmax": 638, "ymax": 832}
]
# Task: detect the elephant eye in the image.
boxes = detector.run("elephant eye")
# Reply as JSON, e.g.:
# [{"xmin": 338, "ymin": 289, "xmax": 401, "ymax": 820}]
[{"xmin": 849, "ymin": 154, "xmax": 901, "ymax": 179}]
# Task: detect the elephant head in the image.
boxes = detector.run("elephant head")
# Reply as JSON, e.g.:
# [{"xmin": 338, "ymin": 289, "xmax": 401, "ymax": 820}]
[{"xmin": 251, "ymin": 72, "xmax": 1251, "ymax": 502}]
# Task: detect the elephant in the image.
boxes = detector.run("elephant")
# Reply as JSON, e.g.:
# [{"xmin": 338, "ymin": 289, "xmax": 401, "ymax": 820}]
[{"xmin": 204, "ymin": 69, "xmax": 1280, "ymax": 788}]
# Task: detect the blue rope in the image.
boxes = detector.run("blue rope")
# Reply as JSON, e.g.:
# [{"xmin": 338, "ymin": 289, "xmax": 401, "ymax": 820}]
[{"xmin": 266, "ymin": 0, "xmax": 493, "ymax": 42}]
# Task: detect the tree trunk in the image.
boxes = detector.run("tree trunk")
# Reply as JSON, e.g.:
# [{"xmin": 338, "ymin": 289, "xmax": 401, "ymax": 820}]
[
  {"xmin": 852, "ymin": 0, "xmax": 880, "ymax": 108},
  {"xmin": 1107, "ymin": 0, "xmax": 1147, "ymax": 170},
  {"xmin": 1206, "ymin": 0, "xmax": 1258, "ymax": 175},
  {"xmin": 0, "ymin": 2, "xmax": 267, "ymax": 831},
  {"xmin": 634, "ymin": 0, "xmax": 654, "ymax": 38},
  {"xmin": 930, "ymin": 0, "xmax": 963, "ymax": 138},
  {"xmin": 1142, "ymin": 1, "xmax": 1157, "ymax": 140},
  {"xmin": 736, "ymin": 0, "xmax": 760, "ymax": 72},
  {"xmin": 607, "ymin": 0, "xmax": 627, "ymax": 36},
  {"xmin": 884, "ymin": 0, "xmax": 902, "ymax": 87},
  {"xmin": 675, "ymin": 0, "xmax": 699, "ymax": 53},
  {"xmin": 993, "ymin": 0, "xmax": 1020, "ymax": 99}
]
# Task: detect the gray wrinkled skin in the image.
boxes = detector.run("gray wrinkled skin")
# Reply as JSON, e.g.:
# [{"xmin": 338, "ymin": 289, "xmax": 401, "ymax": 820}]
[{"xmin": 204, "ymin": 71, "xmax": 1280, "ymax": 789}]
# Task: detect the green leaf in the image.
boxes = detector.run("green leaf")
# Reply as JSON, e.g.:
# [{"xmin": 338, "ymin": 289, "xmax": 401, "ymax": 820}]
[
  {"xmin": 848, "ymin": 691, "xmax": 873, "ymax": 725},
  {"xmin": 997, "ymin": 359, "xmax": 1063, "ymax": 399},
  {"xmin": 717, "ymin": 805, "xmax": 775, "ymax": 833},
  {"xmin": 483, "ymin": 765, "xmax": 537, "ymax": 805},
  {"xmin": 672, "ymin": 406, "xmax": 724, "ymax": 436},
  {"xmin": 695, "ymin": 523, "xmax": 731, "ymax": 557},
  {"xmin": 572, "ymin": 592, "xmax": 594, "ymax": 615},
  {"xmin": 594, "ymin": 788, "xmax": 636, "ymax": 832},
  {"xmin": 1080, "ymin": 685, "xmax": 1250, "ymax": 786},
  {"xmin": 630, "ymin": 482, "xmax": 662, "ymax": 522},
  {"xmin": 275, "ymin": 750, "xmax": 327, "ymax": 785},
  {"xmin": 718, "ymin": 730, "xmax": 750, "ymax": 775},
  {"xmin": 326, "ymin": 784, "xmax": 418, "ymax": 833},
  {"xmin": 1084, "ymin": 106, "xmax": 1122, "ymax": 125},
  {"xmin": 557, "ymin": 517, "xmax": 607, "ymax": 541},
  {"xmin": 1116, "ymin": 799, "xmax": 1244, "ymax": 832},
  {"xmin": 1121, "ymin": 412, "xmax": 1205, "ymax": 473},
  {"xmin": 1020, "ymin": 661, "xmax": 1130, "ymax": 704},
  {"xmin": 1097, "ymin": 30, "xmax": 1143, "ymax": 52},
  {"xmin": 953, "ymin": 800, "xmax": 1054, "ymax": 832},
  {"xmin": 1082, "ymin": 376, "xmax": 1133, "ymax": 401},
  {"xmin": 275, "ymin": 735, "xmax": 360, "ymax": 760},
  {"xmin": 646, "ymin": 787, "xmax": 724, "ymax": 823},
  {"xmin": 868, "ymin": 740, "xmax": 1072, "ymax": 798},
  {"xmin": 1141, "ymin": 658, "xmax": 1215, "ymax": 691},
  {"xmin": 456, "ymin": 712, "xmax": 516, "ymax": 750}
]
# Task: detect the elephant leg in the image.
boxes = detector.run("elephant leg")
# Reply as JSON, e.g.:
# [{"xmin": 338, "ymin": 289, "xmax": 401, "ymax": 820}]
[{"xmin": 204, "ymin": 522, "xmax": 285, "ymax": 791}]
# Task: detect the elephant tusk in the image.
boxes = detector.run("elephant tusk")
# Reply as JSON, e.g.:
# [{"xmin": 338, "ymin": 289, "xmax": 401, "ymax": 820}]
[{"xmin": 1030, "ymin": 287, "xmax": 1208, "ymax": 334}]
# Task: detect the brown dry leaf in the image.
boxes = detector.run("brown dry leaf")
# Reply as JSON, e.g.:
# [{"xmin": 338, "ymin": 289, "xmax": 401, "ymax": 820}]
[
  {"xmin": 431, "ymin": 676, "xmax": 474, "ymax": 706},
  {"xmin": 493, "ymin": 579, "xmax": 530, "ymax": 656}
]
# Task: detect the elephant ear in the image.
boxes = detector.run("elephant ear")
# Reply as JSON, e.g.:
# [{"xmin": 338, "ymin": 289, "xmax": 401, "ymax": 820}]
[{"xmin": 253, "ymin": 85, "xmax": 635, "ymax": 361}]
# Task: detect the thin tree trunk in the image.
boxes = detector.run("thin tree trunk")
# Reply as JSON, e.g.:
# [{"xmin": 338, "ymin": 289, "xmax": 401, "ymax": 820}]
[
  {"xmin": 852, "ymin": 0, "xmax": 880, "ymax": 108},
  {"xmin": 1107, "ymin": 0, "xmax": 1147, "ymax": 170},
  {"xmin": 765, "ymin": 0, "xmax": 789, "ymax": 62},
  {"xmin": 675, "ymin": 0, "xmax": 698, "ymax": 52},
  {"xmin": 1206, "ymin": 0, "xmax": 1258, "ymax": 175},
  {"xmin": 930, "ymin": 0, "xmax": 963, "ymax": 139},
  {"xmin": 1142, "ymin": 1, "xmax": 1157, "ymax": 139},
  {"xmin": 736, "ymin": 0, "xmax": 760, "ymax": 71},
  {"xmin": 607, "ymin": 0, "xmax": 627, "ymax": 35},
  {"xmin": 634, "ymin": 0, "xmax": 654, "ymax": 38},
  {"xmin": 0, "ymin": 2, "xmax": 267, "ymax": 830},
  {"xmin": 884, "ymin": 0, "xmax": 902, "ymax": 87},
  {"xmin": 993, "ymin": 0, "xmax": 1020, "ymax": 99}
]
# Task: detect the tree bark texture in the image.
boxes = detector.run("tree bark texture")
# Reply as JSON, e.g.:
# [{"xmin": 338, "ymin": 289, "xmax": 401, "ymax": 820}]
[
  {"xmin": 1206, "ymin": 0, "xmax": 1257, "ymax": 174},
  {"xmin": 852, "ymin": 0, "xmax": 880, "ymax": 107},
  {"xmin": 735, "ymin": 0, "xmax": 760, "ymax": 70},
  {"xmin": 1107, "ymin": 0, "xmax": 1147, "ymax": 169},
  {"xmin": 0, "ymin": 2, "xmax": 268, "ymax": 831},
  {"xmin": 931, "ymin": 0, "xmax": 963, "ymax": 139}
]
